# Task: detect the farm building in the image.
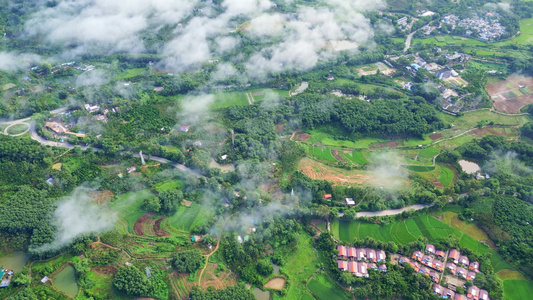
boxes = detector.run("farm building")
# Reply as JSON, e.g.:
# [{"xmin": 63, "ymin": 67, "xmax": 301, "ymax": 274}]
[
  {"xmin": 347, "ymin": 247, "xmax": 356, "ymax": 259},
  {"xmin": 467, "ymin": 271, "xmax": 476, "ymax": 281},
  {"xmin": 337, "ymin": 260, "xmax": 348, "ymax": 271},
  {"xmin": 377, "ymin": 250, "xmax": 386, "ymax": 262},
  {"xmin": 457, "ymin": 267, "xmax": 467, "ymax": 279},
  {"xmin": 322, "ymin": 194, "xmax": 332, "ymax": 200},
  {"xmin": 412, "ymin": 250, "xmax": 423, "ymax": 261},
  {"xmin": 345, "ymin": 198, "xmax": 355, "ymax": 205},
  {"xmin": 379, "ymin": 264, "xmax": 387, "ymax": 272}
]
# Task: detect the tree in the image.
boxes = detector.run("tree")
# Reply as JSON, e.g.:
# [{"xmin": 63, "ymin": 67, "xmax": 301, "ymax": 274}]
[
  {"xmin": 158, "ymin": 190, "xmax": 182, "ymax": 213},
  {"xmin": 74, "ymin": 258, "xmax": 91, "ymax": 274},
  {"xmin": 12, "ymin": 272, "xmax": 31, "ymax": 286},
  {"xmin": 339, "ymin": 271, "xmax": 355, "ymax": 285},
  {"xmin": 113, "ymin": 266, "xmax": 149, "ymax": 296},
  {"xmin": 256, "ymin": 259, "xmax": 273, "ymax": 276},
  {"xmin": 10, "ymin": 288, "xmax": 38, "ymax": 300},
  {"xmin": 173, "ymin": 250, "xmax": 204, "ymax": 273},
  {"xmin": 143, "ymin": 197, "xmax": 161, "ymax": 212}
]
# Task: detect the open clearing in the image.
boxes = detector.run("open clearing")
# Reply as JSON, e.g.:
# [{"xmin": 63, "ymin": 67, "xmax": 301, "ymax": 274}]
[
  {"xmin": 265, "ymin": 277, "xmax": 286, "ymax": 290},
  {"xmin": 298, "ymin": 157, "xmax": 406, "ymax": 187},
  {"xmin": 200, "ymin": 262, "xmax": 238, "ymax": 290},
  {"xmin": 307, "ymin": 273, "xmax": 349, "ymax": 300},
  {"xmin": 486, "ymin": 75, "xmax": 533, "ymax": 113},
  {"xmin": 504, "ymin": 279, "xmax": 533, "ymax": 300}
]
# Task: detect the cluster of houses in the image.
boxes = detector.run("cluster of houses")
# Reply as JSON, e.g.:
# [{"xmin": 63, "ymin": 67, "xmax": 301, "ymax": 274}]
[
  {"xmin": 400, "ymin": 244, "xmax": 489, "ymax": 300},
  {"xmin": 440, "ymin": 13, "xmax": 506, "ymax": 41},
  {"xmin": 433, "ymin": 284, "xmax": 490, "ymax": 300},
  {"xmin": 336, "ymin": 245, "xmax": 387, "ymax": 278}
]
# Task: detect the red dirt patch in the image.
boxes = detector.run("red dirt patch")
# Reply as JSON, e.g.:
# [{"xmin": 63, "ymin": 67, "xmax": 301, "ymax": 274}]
[
  {"xmin": 387, "ymin": 141, "xmax": 398, "ymax": 148},
  {"xmin": 200, "ymin": 263, "xmax": 238, "ymax": 290},
  {"xmin": 430, "ymin": 179, "xmax": 445, "ymax": 189},
  {"xmin": 153, "ymin": 217, "xmax": 170, "ymax": 237},
  {"xmin": 471, "ymin": 126, "xmax": 510, "ymax": 137},
  {"xmin": 92, "ymin": 265, "xmax": 117, "ymax": 276},
  {"xmin": 134, "ymin": 213, "xmax": 156, "ymax": 236},
  {"xmin": 295, "ymin": 132, "xmax": 311, "ymax": 141},
  {"xmin": 331, "ymin": 150, "xmax": 344, "ymax": 161},
  {"xmin": 429, "ymin": 133, "xmax": 443, "ymax": 140}
]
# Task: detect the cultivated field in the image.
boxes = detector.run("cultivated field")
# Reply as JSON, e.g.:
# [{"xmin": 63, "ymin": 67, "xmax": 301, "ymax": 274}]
[{"xmin": 486, "ymin": 75, "xmax": 533, "ymax": 113}]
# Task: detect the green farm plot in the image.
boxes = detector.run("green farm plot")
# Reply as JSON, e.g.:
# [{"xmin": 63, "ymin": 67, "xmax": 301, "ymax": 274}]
[
  {"xmin": 358, "ymin": 223, "xmax": 385, "ymax": 242},
  {"xmin": 308, "ymin": 273, "xmax": 350, "ymax": 300},
  {"xmin": 405, "ymin": 219, "xmax": 423, "ymax": 238},
  {"xmin": 115, "ymin": 68, "xmax": 146, "ymax": 80},
  {"xmin": 154, "ymin": 179, "xmax": 184, "ymax": 192},
  {"xmin": 338, "ymin": 221, "xmax": 358, "ymax": 243},
  {"xmin": 210, "ymin": 92, "xmax": 249, "ymax": 110},
  {"xmin": 418, "ymin": 146, "xmax": 440, "ymax": 159},
  {"xmin": 109, "ymin": 189, "xmax": 155, "ymax": 234},
  {"xmin": 165, "ymin": 202, "xmax": 202, "ymax": 232},
  {"xmin": 403, "ymin": 165, "xmax": 436, "ymax": 172},
  {"xmin": 330, "ymin": 220, "xmax": 340, "ymax": 241},
  {"xmin": 397, "ymin": 221, "xmax": 417, "ymax": 244},
  {"xmin": 438, "ymin": 166, "xmax": 454, "ymax": 187},
  {"xmin": 311, "ymin": 146, "xmax": 337, "ymax": 162},
  {"xmin": 504, "ymin": 279, "xmax": 533, "ymax": 300},
  {"xmin": 349, "ymin": 151, "xmax": 369, "ymax": 164},
  {"xmin": 435, "ymin": 36, "xmax": 445, "ymax": 42}
]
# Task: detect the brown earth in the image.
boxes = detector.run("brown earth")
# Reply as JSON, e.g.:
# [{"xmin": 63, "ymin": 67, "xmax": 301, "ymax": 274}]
[
  {"xmin": 153, "ymin": 217, "xmax": 170, "ymax": 237},
  {"xmin": 295, "ymin": 132, "xmax": 311, "ymax": 141},
  {"xmin": 429, "ymin": 133, "xmax": 443, "ymax": 140},
  {"xmin": 470, "ymin": 126, "xmax": 511, "ymax": 137},
  {"xmin": 264, "ymin": 277, "xmax": 286, "ymax": 290},
  {"xmin": 92, "ymin": 265, "xmax": 117, "ymax": 276},
  {"xmin": 134, "ymin": 213, "xmax": 156, "ymax": 236},
  {"xmin": 200, "ymin": 263, "xmax": 238, "ymax": 290},
  {"xmin": 89, "ymin": 190, "xmax": 115, "ymax": 204},
  {"xmin": 486, "ymin": 75, "xmax": 533, "ymax": 113},
  {"xmin": 387, "ymin": 141, "xmax": 398, "ymax": 148},
  {"xmin": 331, "ymin": 150, "xmax": 344, "ymax": 161},
  {"xmin": 430, "ymin": 179, "xmax": 445, "ymax": 189},
  {"xmin": 181, "ymin": 200, "xmax": 192, "ymax": 207}
]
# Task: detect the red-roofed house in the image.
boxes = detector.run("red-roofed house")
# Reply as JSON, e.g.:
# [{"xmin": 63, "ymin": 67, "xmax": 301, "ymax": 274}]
[
  {"xmin": 446, "ymin": 263, "xmax": 457, "ymax": 275},
  {"xmin": 348, "ymin": 261, "xmax": 357, "ymax": 273},
  {"xmin": 422, "ymin": 254, "xmax": 432, "ymax": 266},
  {"xmin": 467, "ymin": 271, "xmax": 477, "ymax": 281},
  {"xmin": 338, "ymin": 260, "xmax": 348, "ymax": 271},
  {"xmin": 436, "ymin": 250, "xmax": 446, "ymax": 258},
  {"xmin": 479, "ymin": 289, "xmax": 490, "ymax": 300},
  {"xmin": 469, "ymin": 261, "xmax": 480, "ymax": 272},
  {"xmin": 337, "ymin": 245, "xmax": 347, "ymax": 258},
  {"xmin": 377, "ymin": 250, "xmax": 386, "ymax": 262},
  {"xmin": 367, "ymin": 249, "xmax": 376, "ymax": 262},
  {"xmin": 455, "ymin": 294, "xmax": 467, "ymax": 300},
  {"xmin": 322, "ymin": 194, "xmax": 332, "ymax": 200},
  {"xmin": 425, "ymin": 244, "xmax": 436, "ymax": 254},
  {"xmin": 419, "ymin": 266, "xmax": 430, "ymax": 276},
  {"xmin": 449, "ymin": 249, "xmax": 460, "ymax": 264},
  {"xmin": 433, "ymin": 259, "xmax": 443, "ymax": 271},
  {"xmin": 348, "ymin": 247, "xmax": 356, "ymax": 260},
  {"xmin": 412, "ymin": 250, "xmax": 423, "ymax": 261},
  {"xmin": 399, "ymin": 256, "xmax": 409, "ymax": 264},
  {"xmin": 178, "ymin": 125, "xmax": 190, "ymax": 132},
  {"xmin": 379, "ymin": 264, "xmax": 387, "ymax": 273},
  {"xmin": 368, "ymin": 263, "xmax": 378, "ymax": 270},
  {"xmin": 459, "ymin": 255, "xmax": 470, "ymax": 267},
  {"xmin": 468, "ymin": 285, "xmax": 480, "ymax": 300}
]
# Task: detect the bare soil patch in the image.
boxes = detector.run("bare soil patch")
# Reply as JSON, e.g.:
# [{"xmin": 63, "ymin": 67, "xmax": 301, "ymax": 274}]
[
  {"xmin": 486, "ymin": 75, "xmax": 533, "ymax": 113},
  {"xmin": 331, "ymin": 150, "xmax": 344, "ymax": 161},
  {"xmin": 89, "ymin": 190, "xmax": 115, "ymax": 204},
  {"xmin": 181, "ymin": 200, "xmax": 192, "ymax": 207},
  {"xmin": 471, "ymin": 126, "xmax": 509, "ymax": 137},
  {"xmin": 429, "ymin": 133, "xmax": 443, "ymax": 140},
  {"xmin": 134, "ymin": 213, "xmax": 156, "ymax": 236},
  {"xmin": 444, "ymin": 274, "xmax": 465, "ymax": 288},
  {"xmin": 200, "ymin": 263, "xmax": 238, "ymax": 290},
  {"xmin": 295, "ymin": 132, "xmax": 311, "ymax": 141},
  {"xmin": 153, "ymin": 217, "xmax": 170, "ymax": 237},
  {"xmin": 430, "ymin": 179, "xmax": 445, "ymax": 189},
  {"xmin": 264, "ymin": 277, "xmax": 286, "ymax": 290},
  {"xmin": 92, "ymin": 265, "xmax": 117, "ymax": 276}
]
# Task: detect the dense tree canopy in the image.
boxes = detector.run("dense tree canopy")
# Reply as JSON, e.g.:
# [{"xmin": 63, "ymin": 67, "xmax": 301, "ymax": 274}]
[
  {"xmin": 113, "ymin": 266, "xmax": 150, "ymax": 297},
  {"xmin": 173, "ymin": 249, "xmax": 204, "ymax": 273}
]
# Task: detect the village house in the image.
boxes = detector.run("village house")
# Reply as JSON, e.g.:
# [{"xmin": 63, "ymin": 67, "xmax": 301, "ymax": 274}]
[
  {"xmin": 430, "ymin": 271, "xmax": 440, "ymax": 283},
  {"xmin": 479, "ymin": 289, "xmax": 490, "ymax": 300},
  {"xmin": 337, "ymin": 245, "xmax": 347, "ymax": 258},
  {"xmin": 436, "ymin": 250, "xmax": 446, "ymax": 258},
  {"xmin": 455, "ymin": 294, "xmax": 467, "ymax": 300},
  {"xmin": 348, "ymin": 261, "xmax": 357, "ymax": 273},
  {"xmin": 433, "ymin": 284, "xmax": 455, "ymax": 299},
  {"xmin": 357, "ymin": 248, "xmax": 367, "ymax": 261},
  {"xmin": 367, "ymin": 249, "xmax": 376, "ymax": 262},
  {"xmin": 377, "ymin": 250, "xmax": 386, "ymax": 262},
  {"xmin": 446, "ymin": 263, "xmax": 457, "ymax": 275},
  {"xmin": 469, "ymin": 261, "xmax": 480, "ymax": 273},
  {"xmin": 412, "ymin": 250, "xmax": 423, "ymax": 261},
  {"xmin": 467, "ymin": 271, "xmax": 477, "ymax": 281},
  {"xmin": 433, "ymin": 259, "xmax": 443, "ymax": 271},
  {"xmin": 425, "ymin": 244, "xmax": 436, "ymax": 254},
  {"xmin": 458, "ymin": 255, "xmax": 470, "ymax": 267},
  {"xmin": 399, "ymin": 256, "xmax": 409, "ymax": 264},
  {"xmin": 467, "ymin": 285, "xmax": 479, "ymax": 299},
  {"xmin": 449, "ymin": 249, "xmax": 460, "ymax": 264},
  {"xmin": 337, "ymin": 260, "xmax": 348, "ymax": 271},
  {"xmin": 84, "ymin": 104, "xmax": 100, "ymax": 113},
  {"xmin": 457, "ymin": 266, "xmax": 467, "ymax": 279},
  {"xmin": 378, "ymin": 264, "xmax": 387, "ymax": 272},
  {"xmin": 348, "ymin": 247, "xmax": 356, "ymax": 260},
  {"xmin": 178, "ymin": 125, "xmax": 190, "ymax": 132},
  {"xmin": 345, "ymin": 198, "xmax": 355, "ymax": 205}
]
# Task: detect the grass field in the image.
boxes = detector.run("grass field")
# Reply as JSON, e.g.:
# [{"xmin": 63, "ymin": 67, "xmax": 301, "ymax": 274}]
[
  {"xmin": 109, "ymin": 189, "xmax": 155, "ymax": 234},
  {"xmin": 504, "ymin": 279, "xmax": 533, "ymax": 300},
  {"xmin": 437, "ymin": 166, "xmax": 454, "ymax": 187},
  {"xmin": 274, "ymin": 233, "xmax": 320, "ymax": 300},
  {"xmin": 211, "ymin": 92, "xmax": 249, "ymax": 110},
  {"xmin": 404, "ymin": 165, "xmax": 436, "ymax": 172},
  {"xmin": 154, "ymin": 179, "xmax": 184, "ymax": 192},
  {"xmin": 6, "ymin": 123, "xmax": 29, "ymax": 135},
  {"xmin": 115, "ymin": 68, "xmax": 146, "ymax": 80},
  {"xmin": 413, "ymin": 35, "xmax": 486, "ymax": 47},
  {"xmin": 164, "ymin": 202, "xmax": 202, "ymax": 233},
  {"xmin": 342, "ymin": 151, "xmax": 369, "ymax": 165},
  {"xmin": 418, "ymin": 146, "xmax": 440, "ymax": 159},
  {"xmin": 307, "ymin": 273, "xmax": 349, "ymax": 300}
]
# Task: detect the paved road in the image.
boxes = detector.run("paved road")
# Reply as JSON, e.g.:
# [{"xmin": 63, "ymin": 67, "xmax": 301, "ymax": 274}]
[
  {"xmin": 404, "ymin": 31, "xmax": 416, "ymax": 52},
  {"xmin": 356, "ymin": 204, "xmax": 432, "ymax": 218},
  {"xmin": 2, "ymin": 108, "xmax": 204, "ymax": 178}
]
